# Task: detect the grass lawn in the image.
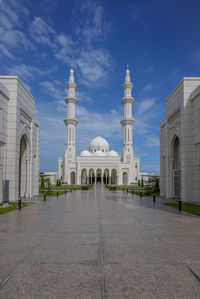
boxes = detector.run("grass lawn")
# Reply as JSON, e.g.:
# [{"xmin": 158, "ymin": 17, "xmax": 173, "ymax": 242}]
[
  {"xmin": 40, "ymin": 185, "xmax": 93, "ymax": 192},
  {"xmin": 0, "ymin": 202, "xmax": 30, "ymax": 215},
  {"xmin": 39, "ymin": 190, "xmax": 69, "ymax": 197},
  {"xmin": 128, "ymin": 191, "xmax": 160, "ymax": 197},
  {"xmin": 164, "ymin": 203, "xmax": 200, "ymax": 215}
]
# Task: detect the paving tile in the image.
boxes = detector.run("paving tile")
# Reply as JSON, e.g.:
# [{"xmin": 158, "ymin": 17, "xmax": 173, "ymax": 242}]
[
  {"xmin": 104, "ymin": 263, "xmax": 200, "ymax": 298},
  {"xmin": 0, "ymin": 186, "xmax": 200, "ymax": 298},
  {"xmin": 0, "ymin": 263, "xmax": 102, "ymax": 299}
]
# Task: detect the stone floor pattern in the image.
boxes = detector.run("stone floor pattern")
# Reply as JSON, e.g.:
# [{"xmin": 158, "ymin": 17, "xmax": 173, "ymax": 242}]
[{"xmin": 0, "ymin": 186, "xmax": 200, "ymax": 298}]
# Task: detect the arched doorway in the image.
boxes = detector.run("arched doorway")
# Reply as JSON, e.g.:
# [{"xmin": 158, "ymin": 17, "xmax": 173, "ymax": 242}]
[
  {"xmin": 111, "ymin": 169, "xmax": 117, "ymax": 185},
  {"xmin": 70, "ymin": 172, "xmax": 75, "ymax": 185},
  {"xmin": 96, "ymin": 169, "xmax": 102, "ymax": 184},
  {"xmin": 19, "ymin": 134, "xmax": 29, "ymax": 198},
  {"xmin": 123, "ymin": 172, "xmax": 128, "ymax": 185},
  {"xmin": 172, "ymin": 136, "xmax": 181, "ymax": 197},
  {"xmin": 89, "ymin": 169, "xmax": 95, "ymax": 184},
  {"xmin": 81, "ymin": 169, "xmax": 87, "ymax": 185},
  {"xmin": 103, "ymin": 169, "xmax": 109, "ymax": 184}
]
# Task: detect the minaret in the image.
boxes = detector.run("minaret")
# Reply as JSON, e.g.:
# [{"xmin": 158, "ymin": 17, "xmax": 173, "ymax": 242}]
[
  {"xmin": 120, "ymin": 65, "xmax": 134, "ymax": 162},
  {"xmin": 64, "ymin": 65, "xmax": 78, "ymax": 162}
]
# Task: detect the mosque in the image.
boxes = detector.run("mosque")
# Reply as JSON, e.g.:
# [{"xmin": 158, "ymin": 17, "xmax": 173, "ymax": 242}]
[{"xmin": 57, "ymin": 66, "xmax": 141, "ymax": 185}]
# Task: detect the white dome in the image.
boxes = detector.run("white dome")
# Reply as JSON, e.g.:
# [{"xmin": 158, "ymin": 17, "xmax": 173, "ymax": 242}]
[
  {"xmin": 80, "ymin": 150, "xmax": 91, "ymax": 157},
  {"xmin": 107, "ymin": 150, "xmax": 119, "ymax": 157},
  {"xmin": 94, "ymin": 150, "xmax": 106, "ymax": 156},
  {"xmin": 89, "ymin": 136, "xmax": 109, "ymax": 153}
]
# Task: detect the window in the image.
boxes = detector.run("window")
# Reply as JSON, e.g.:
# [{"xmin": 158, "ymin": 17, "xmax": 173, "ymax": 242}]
[
  {"xmin": 135, "ymin": 177, "xmax": 137, "ymax": 181},
  {"xmin": 135, "ymin": 165, "xmax": 137, "ymax": 168}
]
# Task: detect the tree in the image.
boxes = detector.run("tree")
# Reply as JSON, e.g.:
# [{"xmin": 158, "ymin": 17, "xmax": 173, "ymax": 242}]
[
  {"xmin": 155, "ymin": 178, "xmax": 160, "ymax": 191},
  {"xmin": 138, "ymin": 179, "xmax": 140, "ymax": 187},
  {"xmin": 40, "ymin": 177, "xmax": 45, "ymax": 189},
  {"xmin": 56, "ymin": 179, "xmax": 61, "ymax": 187},
  {"xmin": 141, "ymin": 179, "xmax": 144, "ymax": 187}
]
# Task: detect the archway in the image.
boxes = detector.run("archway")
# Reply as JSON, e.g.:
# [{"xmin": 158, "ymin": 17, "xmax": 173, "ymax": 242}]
[
  {"xmin": 103, "ymin": 169, "xmax": 109, "ymax": 184},
  {"xmin": 19, "ymin": 134, "xmax": 29, "ymax": 198},
  {"xmin": 123, "ymin": 172, "xmax": 128, "ymax": 185},
  {"xmin": 89, "ymin": 169, "xmax": 95, "ymax": 184},
  {"xmin": 172, "ymin": 136, "xmax": 181, "ymax": 197},
  {"xmin": 81, "ymin": 169, "xmax": 87, "ymax": 185},
  {"xmin": 111, "ymin": 169, "xmax": 117, "ymax": 185},
  {"xmin": 70, "ymin": 172, "xmax": 75, "ymax": 185},
  {"xmin": 96, "ymin": 169, "xmax": 102, "ymax": 184}
]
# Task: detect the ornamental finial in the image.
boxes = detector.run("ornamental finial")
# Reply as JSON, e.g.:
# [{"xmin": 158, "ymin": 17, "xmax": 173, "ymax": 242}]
[
  {"xmin": 126, "ymin": 64, "xmax": 129, "ymax": 70},
  {"xmin": 69, "ymin": 64, "xmax": 75, "ymax": 83}
]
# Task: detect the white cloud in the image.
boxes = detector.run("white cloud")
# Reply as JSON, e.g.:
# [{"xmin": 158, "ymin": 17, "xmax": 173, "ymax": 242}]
[
  {"xmin": 37, "ymin": 99, "xmax": 122, "ymax": 166},
  {"xmin": 40, "ymin": 81, "xmax": 66, "ymax": 101},
  {"xmin": 145, "ymin": 136, "xmax": 159, "ymax": 147},
  {"xmin": 0, "ymin": 44, "xmax": 14, "ymax": 59},
  {"xmin": 142, "ymin": 83, "xmax": 152, "ymax": 93},
  {"xmin": 0, "ymin": 0, "xmax": 33, "ymax": 54},
  {"xmin": 29, "ymin": 16, "xmax": 56, "ymax": 48},
  {"xmin": 5, "ymin": 64, "xmax": 57, "ymax": 81},
  {"xmin": 136, "ymin": 98, "xmax": 156, "ymax": 115}
]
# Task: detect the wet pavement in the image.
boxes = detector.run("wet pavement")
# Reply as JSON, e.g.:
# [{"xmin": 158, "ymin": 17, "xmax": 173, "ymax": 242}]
[{"xmin": 0, "ymin": 186, "xmax": 200, "ymax": 298}]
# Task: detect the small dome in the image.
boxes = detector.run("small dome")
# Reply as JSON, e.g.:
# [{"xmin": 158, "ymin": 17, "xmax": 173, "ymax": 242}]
[
  {"xmin": 94, "ymin": 150, "xmax": 106, "ymax": 156},
  {"xmin": 107, "ymin": 150, "xmax": 119, "ymax": 157},
  {"xmin": 89, "ymin": 136, "xmax": 109, "ymax": 153},
  {"xmin": 80, "ymin": 150, "xmax": 91, "ymax": 157}
]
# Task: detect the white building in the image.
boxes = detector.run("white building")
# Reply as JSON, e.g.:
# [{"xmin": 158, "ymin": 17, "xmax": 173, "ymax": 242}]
[
  {"xmin": 160, "ymin": 77, "xmax": 200, "ymax": 202},
  {"xmin": 40, "ymin": 172, "xmax": 58, "ymax": 186},
  {"xmin": 0, "ymin": 77, "xmax": 40, "ymax": 202},
  {"xmin": 58, "ymin": 66, "xmax": 140, "ymax": 185}
]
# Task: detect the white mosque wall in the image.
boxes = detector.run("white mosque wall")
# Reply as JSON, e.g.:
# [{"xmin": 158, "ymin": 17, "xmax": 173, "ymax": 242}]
[
  {"xmin": 160, "ymin": 77, "xmax": 200, "ymax": 202},
  {"xmin": 0, "ymin": 77, "xmax": 40, "ymax": 202}
]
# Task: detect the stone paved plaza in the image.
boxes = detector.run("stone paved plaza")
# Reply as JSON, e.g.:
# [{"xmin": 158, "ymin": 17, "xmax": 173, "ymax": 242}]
[{"xmin": 0, "ymin": 187, "xmax": 200, "ymax": 298}]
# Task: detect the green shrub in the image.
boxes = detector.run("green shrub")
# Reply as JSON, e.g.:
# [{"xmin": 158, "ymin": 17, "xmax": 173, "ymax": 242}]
[
  {"xmin": 138, "ymin": 180, "xmax": 140, "ymax": 187},
  {"xmin": 56, "ymin": 179, "xmax": 61, "ymax": 187},
  {"xmin": 81, "ymin": 185, "xmax": 89, "ymax": 190},
  {"xmin": 40, "ymin": 178, "xmax": 45, "ymax": 189}
]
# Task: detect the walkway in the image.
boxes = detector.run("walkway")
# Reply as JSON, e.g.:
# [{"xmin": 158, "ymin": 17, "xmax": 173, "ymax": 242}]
[{"xmin": 0, "ymin": 187, "xmax": 200, "ymax": 298}]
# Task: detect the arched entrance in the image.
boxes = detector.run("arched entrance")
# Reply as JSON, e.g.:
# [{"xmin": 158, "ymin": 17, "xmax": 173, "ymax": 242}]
[
  {"xmin": 81, "ymin": 169, "xmax": 87, "ymax": 185},
  {"xmin": 111, "ymin": 169, "xmax": 117, "ymax": 185},
  {"xmin": 19, "ymin": 134, "xmax": 30, "ymax": 198},
  {"xmin": 103, "ymin": 169, "xmax": 109, "ymax": 184},
  {"xmin": 172, "ymin": 136, "xmax": 181, "ymax": 197},
  {"xmin": 96, "ymin": 169, "xmax": 102, "ymax": 184},
  {"xmin": 123, "ymin": 172, "xmax": 128, "ymax": 185},
  {"xmin": 70, "ymin": 172, "xmax": 75, "ymax": 185},
  {"xmin": 89, "ymin": 169, "xmax": 95, "ymax": 184}
]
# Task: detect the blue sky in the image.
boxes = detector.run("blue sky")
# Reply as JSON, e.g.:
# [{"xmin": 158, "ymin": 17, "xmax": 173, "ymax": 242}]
[{"xmin": 1, "ymin": 0, "xmax": 200, "ymax": 174}]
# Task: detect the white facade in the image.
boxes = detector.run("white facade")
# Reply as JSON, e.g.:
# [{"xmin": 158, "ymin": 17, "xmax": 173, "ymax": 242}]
[
  {"xmin": 41, "ymin": 172, "xmax": 58, "ymax": 185},
  {"xmin": 0, "ymin": 77, "xmax": 40, "ymax": 202},
  {"xmin": 160, "ymin": 77, "xmax": 200, "ymax": 202},
  {"xmin": 58, "ymin": 66, "xmax": 140, "ymax": 185}
]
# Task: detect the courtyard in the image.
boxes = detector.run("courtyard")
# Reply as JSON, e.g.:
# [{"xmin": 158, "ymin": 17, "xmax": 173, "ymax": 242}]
[{"xmin": 0, "ymin": 187, "xmax": 200, "ymax": 298}]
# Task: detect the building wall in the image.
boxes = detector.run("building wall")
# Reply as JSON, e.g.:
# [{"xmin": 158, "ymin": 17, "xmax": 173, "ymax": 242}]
[
  {"xmin": 60, "ymin": 156, "xmax": 140, "ymax": 186},
  {"xmin": 0, "ymin": 82, "xmax": 9, "ymax": 202},
  {"xmin": 0, "ymin": 77, "xmax": 40, "ymax": 202},
  {"xmin": 42, "ymin": 172, "xmax": 58, "ymax": 185},
  {"xmin": 160, "ymin": 77, "xmax": 200, "ymax": 202}
]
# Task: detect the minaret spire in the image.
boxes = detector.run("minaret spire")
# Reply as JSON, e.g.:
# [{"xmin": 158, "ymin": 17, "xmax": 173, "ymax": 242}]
[
  {"xmin": 64, "ymin": 66, "xmax": 78, "ymax": 179},
  {"xmin": 120, "ymin": 66, "xmax": 135, "ymax": 162}
]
